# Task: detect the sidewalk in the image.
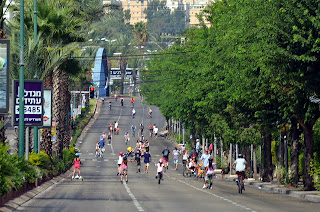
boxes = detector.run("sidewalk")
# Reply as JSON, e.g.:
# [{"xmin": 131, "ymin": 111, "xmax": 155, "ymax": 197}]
[{"xmin": 219, "ymin": 173, "xmax": 320, "ymax": 203}]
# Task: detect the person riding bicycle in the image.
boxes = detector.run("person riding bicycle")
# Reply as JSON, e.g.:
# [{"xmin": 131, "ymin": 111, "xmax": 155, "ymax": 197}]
[
  {"xmin": 109, "ymin": 100, "xmax": 112, "ymax": 110},
  {"xmin": 99, "ymin": 139, "xmax": 105, "ymax": 150},
  {"xmin": 155, "ymin": 159, "xmax": 165, "ymax": 180},
  {"xmin": 134, "ymin": 149, "xmax": 142, "ymax": 173},
  {"xmin": 124, "ymin": 132, "xmax": 130, "ymax": 145},
  {"xmin": 131, "ymin": 124, "xmax": 136, "ymax": 137},
  {"xmin": 72, "ymin": 153, "xmax": 82, "ymax": 179},
  {"xmin": 131, "ymin": 97, "xmax": 135, "ymax": 107},
  {"xmin": 120, "ymin": 98, "xmax": 124, "ymax": 106},
  {"xmin": 149, "ymin": 124, "xmax": 153, "ymax": 137},
  {"xmin": 233, "ymin": 154, "xmax": 247, "ymax": 188},
  {"xmin": 107, "ymin": 132, "xmax": 112, "ymax": 145},
  {"xmin": 148, "ymin": 107, "xmax": 152, "ymax": 118},
  {"xmin": 132, "ymin": 108, "xmax": 136, "ymax": 118}
]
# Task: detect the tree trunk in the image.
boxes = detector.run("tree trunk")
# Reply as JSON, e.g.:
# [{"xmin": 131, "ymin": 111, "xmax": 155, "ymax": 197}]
[
  {"xmin": 52, "ymin": 68, "xmax": 69, "ymax": 159},
  {"xmin": 262, "ymin": 128, "xmax": 273, "ymax": 182},
  {"xmin": 41, "ymin": 72, "xmax": 53, "ymax": 156},
  {"xmin": 290, "ymin": 118, "xmax": 300, "ymax": 187},
  {"xmin": 253, "ymin": 144, "xmax": 258, "ymax": 180},
  {"xmin": 300, "ymin": 122, "xmax": 314, "ymax": 191},
  {"xmin": 119, "ymin": 57, "xmax": 127, "ymax": 95}
]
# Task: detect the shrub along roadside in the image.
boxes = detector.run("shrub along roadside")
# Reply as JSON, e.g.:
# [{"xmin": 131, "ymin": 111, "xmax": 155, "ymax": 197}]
[{"xmin": 0, "ymin": 99, "xmax": 97, "ymax": 200}]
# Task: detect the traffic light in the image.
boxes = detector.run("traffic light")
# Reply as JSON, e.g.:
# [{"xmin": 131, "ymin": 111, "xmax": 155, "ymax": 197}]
[{"xmin": 90, "ymin": 87, "xmax": 95, "ymax": 99}]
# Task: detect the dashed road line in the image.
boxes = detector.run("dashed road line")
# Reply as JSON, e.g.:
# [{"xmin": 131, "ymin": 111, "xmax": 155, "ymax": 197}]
[
  {"xmin": 176, "ymin": 178, "xmax": 256, "ymax": 212},
  {"xmin": 123, "ymin": 182, "xmax": 144, "ymax": 211}
]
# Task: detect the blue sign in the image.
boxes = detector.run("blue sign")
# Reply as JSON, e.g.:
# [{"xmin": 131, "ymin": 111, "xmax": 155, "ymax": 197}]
[{"xmin": 13, "ymin": 80, "xmax": 44, "ymax": 126}]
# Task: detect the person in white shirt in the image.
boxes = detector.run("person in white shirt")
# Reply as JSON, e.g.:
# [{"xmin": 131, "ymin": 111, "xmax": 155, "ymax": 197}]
[
  {"xmin": 232, "ymin": 154, "xmax": 247, "ymax": 184},
  {"xmin": 153, "ymin": 125, "xmax": 159, "ymax": 139},
  {"xmin": 155, "ymin": 159, "xmax": 165, "ymax": 180}
]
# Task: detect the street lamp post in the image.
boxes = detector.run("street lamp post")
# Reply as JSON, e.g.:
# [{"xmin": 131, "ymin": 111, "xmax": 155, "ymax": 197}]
[{"xmin": 18, "ymin": 0, "xmax": 25, "ymax": 157}]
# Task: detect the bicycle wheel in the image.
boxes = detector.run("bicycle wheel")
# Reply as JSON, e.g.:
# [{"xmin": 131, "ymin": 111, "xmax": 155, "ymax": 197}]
[{"xmin": 238, "ymin": 177, "xmax": 242, "ymax": 193}]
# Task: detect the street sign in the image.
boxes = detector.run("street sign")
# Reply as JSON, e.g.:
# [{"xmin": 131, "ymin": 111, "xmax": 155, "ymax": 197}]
[
  {"xmin": 12, "ymin": 80, "xmax": 43, "ymax": 126},
  {"xmin": 0, "ymin": 40, "xmax": 10, "ymax": 113}
]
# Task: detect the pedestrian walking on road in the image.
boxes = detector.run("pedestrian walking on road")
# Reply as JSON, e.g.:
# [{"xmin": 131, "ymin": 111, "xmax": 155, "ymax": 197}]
[
  {"xmin": 173, "ymin": 147, "xmax": 181, "ymax": 170},
  {"xmin": 143, "ymin": 150, "xmax": 152, "ymax": 173}
]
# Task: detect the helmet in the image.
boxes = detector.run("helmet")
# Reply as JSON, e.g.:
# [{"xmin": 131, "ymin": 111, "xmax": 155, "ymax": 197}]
[
  {"xmin": 119, "ymin": 152, "xmax": 123, "ymax": 155},
  {"xmin": 159, "ymin": 159, "xmax": 163, "ymax": 163},
  {"xmin": 127, "ymin": 147, "xmax": 132, "ymax": 152},
  {"xmin": 238, "ymin": 154, "xmax": 243, "ymax": 158},
  {"xmin": 75, "ymin": 153, "xmax": 80, "ymax": 157}
]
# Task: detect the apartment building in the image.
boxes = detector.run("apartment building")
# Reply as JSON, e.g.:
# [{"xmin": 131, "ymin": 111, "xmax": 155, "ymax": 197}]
[{"xmin": 120, "ymin": 0, "xmax": 148, "ymax": 25}]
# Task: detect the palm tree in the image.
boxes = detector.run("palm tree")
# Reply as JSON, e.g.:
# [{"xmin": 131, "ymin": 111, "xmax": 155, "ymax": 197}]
[
  {"xmin": 113, "ymin": 35, "xmax": 135, "ymax": 95},
  {"xmin": 132, "ymin": 22, "xmax": 149, "ymax": 50}
]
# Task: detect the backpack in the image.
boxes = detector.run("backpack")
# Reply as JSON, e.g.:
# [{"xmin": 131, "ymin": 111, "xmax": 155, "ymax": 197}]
[{"xmin": 163, "ymin": 149, "xmax": 169, "ymax": 157}]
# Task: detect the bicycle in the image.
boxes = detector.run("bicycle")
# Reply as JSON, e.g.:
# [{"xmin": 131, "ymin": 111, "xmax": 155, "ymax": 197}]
[
  {"xmin": 237, "ymin": 172, "xmax": 245, "ymax": 193},
  {"xmin": 156, "ymin": 172, "xmax": 163, "ymax": 184},
  {"xmin": 109, "ymin": 102, "xmax": 112, "ymax": 110}
]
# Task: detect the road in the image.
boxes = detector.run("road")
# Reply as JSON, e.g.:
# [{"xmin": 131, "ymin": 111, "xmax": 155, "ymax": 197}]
[{"xmin": 16, "ymin": 97, "xmax": 319, "ymax": 212}]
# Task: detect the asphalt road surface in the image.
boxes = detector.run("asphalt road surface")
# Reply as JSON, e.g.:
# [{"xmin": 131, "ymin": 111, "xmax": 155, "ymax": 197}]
[{"xmin": 16, "ymin": 97, "xmax": 319, "ymax": 212}]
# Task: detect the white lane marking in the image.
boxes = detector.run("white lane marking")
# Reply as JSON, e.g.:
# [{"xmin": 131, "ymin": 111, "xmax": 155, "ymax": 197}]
[
  {"xmin": 104, "ymin": 159, "xmax": 109, "ymax": 161},
  {"xmin": 176, "ymin": 178, "xmax": 256, "ymax": 212},
  {"xmin": 89, "ymin": 153, "xmax": 94, "ymax": 155},
  {"xmin": 92, "ymin": 159, "xmax": 97, "ymax": 161},
  {"xmin": 110, "ymin": 143, "xmax": 115, "ymax": 155},
  {"xmin": 123, "ymin": 183, "xmax": 144, "ymax": 211}
]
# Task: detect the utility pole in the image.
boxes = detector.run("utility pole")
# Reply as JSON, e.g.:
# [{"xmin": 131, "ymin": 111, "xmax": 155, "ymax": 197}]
[{"xmin": 18, "ymin": 0, "xmax": 25, "ymax": 157}]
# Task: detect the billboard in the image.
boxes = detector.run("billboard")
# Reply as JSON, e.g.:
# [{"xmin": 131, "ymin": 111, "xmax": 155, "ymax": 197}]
[
  {"xmin": 0, "ymin": 40, "xmax": 10, "ymax": 113},
  {"xmin": 43, "ymin": 89, "xmax": 52, "ymax": 127},
  {"xmin": 13, "ymin": 80, "xmax": 43, "ymax": 126}
]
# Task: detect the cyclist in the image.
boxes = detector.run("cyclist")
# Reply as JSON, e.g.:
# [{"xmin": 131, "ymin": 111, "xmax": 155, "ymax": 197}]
[
  {"xmin": 101, "ymin": 97, "xmax": 105, "ymax": 104},
  {"xmin": 155, "ymin": 159, "xmax": 165, "ymax": 180},
  {"xmin": 124, "ymin": 132, "xmax": 130, "ymax": 145},
  {"xmin": 134, "ymin": 149, "xmax": 142, "ymax": 173},
  {"xmin": 114, "ymin": 94, "xmax": 118, "ymax": 101},
  {"xmin": 153, "ymin": 125, "xmax": 158, "ymax": 139},
  {"xmin": 72, "ymin": 153, "xmax": 82, "ymax": 179},
  {"xmin": 109, "ymin": 100, "xmax": 112, "ymax": 110},
  {"xmin": 139, "ymin": 123, "xmax": 144, "ymax": 136},
  {"xmin": 101, "ymin": 132, "xmax": 106, "ymax": 141},
  {"xmin": 95, "ymin": 141, "xmax": 100, "ymax": 157},
  {"xmin": 131, "ymin": 97, "xmax": 135, "ymax": 107},
  {"xmin": 114, "ymin": 121, "xmax": 118, "ymax": 134},
  {"xmin": 120, "ymin": 98, "xmax": 124, "ymax": 106},
  {"xmin": 233, "ymin": 154, "xmax": 247, "ymax": 190},
  {"xmin": 132, "ymin": 108, "xmax": 136, "ymax": 118},
  {"xmin": 148, "ymin": 107, "xmax": 152, "ymax": 118},
  {"xmin": 107, "ymin": 132, "xmax": 112, "ymax": 145},
  {"xmin": 203, "ymin": 158, "xmax": 215, "ymax": 189},
  {"xmin": 162, "ymin": 146, "xmax": 170, "ymax": 169},
  {"xmin": 131, "ymin": 124, "xmax": 136, "ymax": 137},
  {"xmin": 148, "ymin": 124, "xmax": 153, "ymax": 137}
]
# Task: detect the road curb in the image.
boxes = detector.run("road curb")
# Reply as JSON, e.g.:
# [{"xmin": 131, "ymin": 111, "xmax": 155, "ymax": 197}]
[
  {"xmin": 0, "ymin": 101, "xmax": 101, "ymax": 212},
  {"xmin": 0, "ymin": 170, "xmax": 72, "ymax": 212},
  {"xmin": 219, "ymin": 175, "xmax": 320, "ymax": 203}
]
